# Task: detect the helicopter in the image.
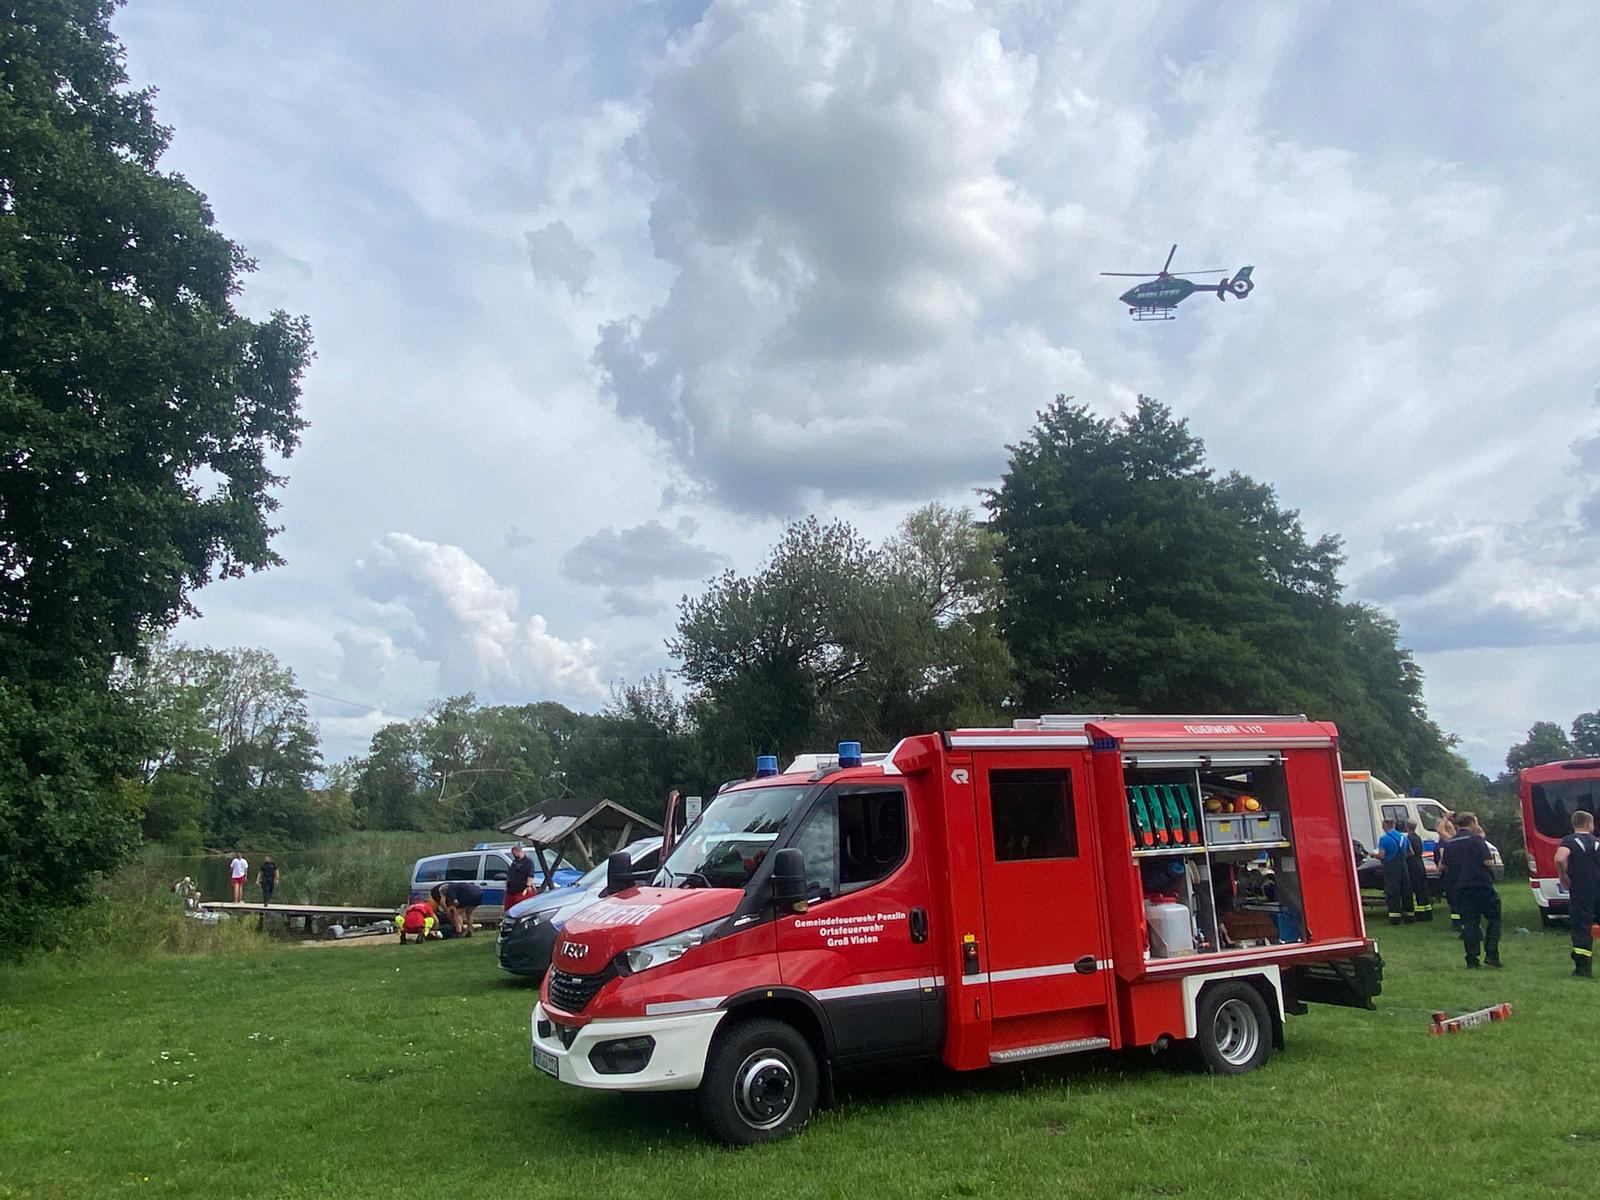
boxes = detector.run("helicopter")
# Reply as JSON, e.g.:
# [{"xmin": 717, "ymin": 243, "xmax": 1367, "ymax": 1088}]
[{"xmin": 1101, "ymin": 244, "xmax": 1254, "ymax": 321}]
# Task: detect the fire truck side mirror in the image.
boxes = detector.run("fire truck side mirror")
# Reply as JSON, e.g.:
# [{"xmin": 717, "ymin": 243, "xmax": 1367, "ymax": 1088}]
[
  {"xmin": 772, "ymin": 848, "xmax": 807, "ymax": 911},
  {"xmin": 603, "ymin": 851, "xmax": 634, "ymax": 897}
]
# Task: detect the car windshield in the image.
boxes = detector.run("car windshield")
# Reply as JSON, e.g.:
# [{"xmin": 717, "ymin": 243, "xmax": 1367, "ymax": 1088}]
[{"xmin": 656, "ymin": 785, "xmax": 810, "ymax": 889}]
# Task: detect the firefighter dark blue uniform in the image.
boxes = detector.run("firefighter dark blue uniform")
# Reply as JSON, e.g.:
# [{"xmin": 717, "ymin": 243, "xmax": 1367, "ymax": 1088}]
[
  {"xmin": 1404, "ymin": 825, "xmax": 1432, "ymax": 922},
  {"xmin": 1376, "ymin": 823, "xmax": 1414, "ymax": 926},
  {"xmin": 1442, "ymin": 826, "xmax": 1500, "ymax": 969},
  {"xmin": 1558, "ymin": 827, "xmax": 1599, "ymax": 978}
]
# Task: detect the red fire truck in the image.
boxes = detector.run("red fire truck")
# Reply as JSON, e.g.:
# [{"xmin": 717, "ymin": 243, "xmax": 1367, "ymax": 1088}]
[
  {"xmin": 531, "ymin": 715, "xmax": 1383, "ymax": 1144},
  {"xmin": 1520, "ymin": 758, "xmax": 1600, "ymax": 924}
]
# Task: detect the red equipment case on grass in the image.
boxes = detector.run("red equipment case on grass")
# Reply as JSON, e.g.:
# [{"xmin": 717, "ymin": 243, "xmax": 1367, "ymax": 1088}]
[{"xmin": 531, "ymin": 714, "xmax": 1383, "ymax": 1143}]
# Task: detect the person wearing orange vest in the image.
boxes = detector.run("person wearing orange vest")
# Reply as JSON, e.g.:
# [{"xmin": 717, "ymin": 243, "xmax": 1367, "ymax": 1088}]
[{"xmin": 398, "ymin": 898, "xmax": 437, "ymax": 944}]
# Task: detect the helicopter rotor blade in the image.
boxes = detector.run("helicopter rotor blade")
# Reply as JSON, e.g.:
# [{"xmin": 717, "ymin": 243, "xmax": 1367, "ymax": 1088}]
[
  {"xmin": 1100, "ymin": 272, "xmax": 1159, "ymax": 277},
  {"xmin": 1169, "ymin": 270, "xmax": 1226, "ymax": 276},
  {"xmin": 1163, "ymin": 244, "xmax": 1177, "ymax": 273}
]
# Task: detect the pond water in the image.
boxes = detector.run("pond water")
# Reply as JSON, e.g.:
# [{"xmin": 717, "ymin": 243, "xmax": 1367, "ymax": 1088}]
[{"xmin": 153, "ymin": 850, "xmax": 332, "ymax": 903}]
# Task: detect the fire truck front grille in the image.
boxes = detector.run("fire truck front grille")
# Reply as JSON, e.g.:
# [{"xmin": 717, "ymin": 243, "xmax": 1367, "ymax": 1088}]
[{"xmin": 547, "ymin": 966, "xmax": 615, "ymax": 1013}]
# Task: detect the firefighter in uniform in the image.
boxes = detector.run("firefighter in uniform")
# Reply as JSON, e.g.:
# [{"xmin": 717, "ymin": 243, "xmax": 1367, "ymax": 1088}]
[
  {"xmin": 1434, "ymin": 810, "xmax": 1461, "ymax": 927},
  {"xmin": 1374, "ymin": 818, "xmax": 1414, "ymax": 926},
  {"xmin": 1554, "ymin": 810, "xmax": 1599, "ymax": 979},
  {"xmin": 1441, "ymin": 812, "xmax": 1501, "ymax": 969},
  {"xmin": 1403, "ymin": 820, "xmax": 1432, "ymax": 922}
]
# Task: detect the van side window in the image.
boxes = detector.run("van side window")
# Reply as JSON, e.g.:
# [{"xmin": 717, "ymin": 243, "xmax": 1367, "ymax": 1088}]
[
  {"xmin": 838, "ymin": 789, "xmax": 907, "ymax": 890},
  {"xmin": 483, "ymin": 856, "xmax": 509, "ymax": 882},
  {"xmin": 989, "ymin": 769, "xmax": 1077, "ymax": 861},
  {"xmin": 634, "ymin": 847, "xmax": 661, "ymax": 874},
  {"xmin": 1381, "ymin": 804, "xmax": 1408, "ymax": 828},
  {"xmin": 415, "ymin": 858, "xmax": 445, "ymax": 884},
  {"xmin": 446, "ymin": 855, "xmax": 480, "ymax": 881},
  {"xmin": 1418, "ymin": 806, "xmax": 1444, "ymax": 833}
]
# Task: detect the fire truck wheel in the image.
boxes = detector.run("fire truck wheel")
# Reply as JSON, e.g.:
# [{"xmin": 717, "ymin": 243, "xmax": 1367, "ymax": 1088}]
[
  {"xmin": 1193, "ymin": 982, "xmax": 1272, "ymax": 1075},
  {"xmin": 697, "ymin": 1017, "xmax": 819, "ymax": 1146}
]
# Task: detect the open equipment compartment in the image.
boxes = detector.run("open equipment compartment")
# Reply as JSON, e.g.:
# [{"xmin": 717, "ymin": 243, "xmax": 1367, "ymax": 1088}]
[{"xmin": 1122, "ymin": 747, "xmax": 1306, "ymax": 961}]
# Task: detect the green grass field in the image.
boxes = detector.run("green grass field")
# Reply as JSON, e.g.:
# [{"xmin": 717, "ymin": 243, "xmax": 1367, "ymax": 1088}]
[{"xmin": 3, "ymin": 885, "xmax": 1597, "ymax": 1199}]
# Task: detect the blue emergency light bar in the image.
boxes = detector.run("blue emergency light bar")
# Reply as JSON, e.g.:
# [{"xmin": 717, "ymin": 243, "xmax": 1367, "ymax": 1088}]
[
  {"xmin": 755, "ymin": 755, "xmax": 779, "ymax": 777},
  {"xmin": 837, "ymin": 741, "xmax": 862, "ymax": 768}
]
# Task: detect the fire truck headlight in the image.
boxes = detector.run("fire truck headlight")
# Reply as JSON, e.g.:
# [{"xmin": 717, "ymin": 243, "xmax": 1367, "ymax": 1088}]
[{"xmin": 618, "ymin": 920, "xmax": 723, "ymax": 975}]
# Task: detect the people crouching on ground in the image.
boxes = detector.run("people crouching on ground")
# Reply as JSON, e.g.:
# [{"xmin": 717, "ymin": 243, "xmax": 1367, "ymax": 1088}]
[
  {"xmin": 398, "ymin": 896, "xmax": 440, "ymax": 944},
  {"xmin": 441, "ymin": 879, "xmax": 485, "ymax": 936}
]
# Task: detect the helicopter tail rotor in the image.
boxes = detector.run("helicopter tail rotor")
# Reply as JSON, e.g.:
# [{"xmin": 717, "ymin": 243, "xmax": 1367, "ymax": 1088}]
[{"xmin": 1218, "ymin": 266, "xmax": 1255, "ymax": 300}]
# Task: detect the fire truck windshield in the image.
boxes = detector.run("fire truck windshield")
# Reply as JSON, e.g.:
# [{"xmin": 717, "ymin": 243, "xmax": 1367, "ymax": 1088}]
[{"xmin": 657, "ymin": 785, "xmax": 810, "ymax": 889}]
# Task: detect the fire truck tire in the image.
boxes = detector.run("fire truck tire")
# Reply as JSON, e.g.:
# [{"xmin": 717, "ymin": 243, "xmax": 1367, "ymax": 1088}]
[
  {"xmin": 697, "ymin": 1017, "xmax": 820, "ymax": 1146},
  {"xmin": 1192, "ymin": 982, "xmax": 1273, "ymax": 1075}
]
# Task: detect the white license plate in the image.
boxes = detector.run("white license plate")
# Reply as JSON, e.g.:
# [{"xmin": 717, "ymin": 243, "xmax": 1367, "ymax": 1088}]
[{"xmin": 534, "ymin": 1048, "xmax": 559, "ymax": 1078}]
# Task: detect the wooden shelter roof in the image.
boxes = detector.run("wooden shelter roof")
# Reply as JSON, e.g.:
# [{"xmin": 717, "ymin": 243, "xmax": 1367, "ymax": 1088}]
[{"xmin": 496, "ymin": 797, "xmax": 661, "ymax": 868}]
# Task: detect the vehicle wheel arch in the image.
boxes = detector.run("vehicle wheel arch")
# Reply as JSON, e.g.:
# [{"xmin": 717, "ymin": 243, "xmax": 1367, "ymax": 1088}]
[
  {"xmin": 1185, "ymin": 968, "xmax": 1285, "ymax": 1054},
  {"xmin": 720, "ymin": 987, "xmax": 836, "ymax": 1106}
]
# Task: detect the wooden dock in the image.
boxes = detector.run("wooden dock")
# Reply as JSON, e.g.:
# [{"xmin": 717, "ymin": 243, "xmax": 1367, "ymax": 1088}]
[{"xmin": 198, "ymin": 901, "xmax": 396, "ymax": 934}]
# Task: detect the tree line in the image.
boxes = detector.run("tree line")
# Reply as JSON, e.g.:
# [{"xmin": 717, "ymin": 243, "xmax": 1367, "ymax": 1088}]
[{"xmin": 124, "ymin": 397, "xmax": 1594, "ymax": 862}]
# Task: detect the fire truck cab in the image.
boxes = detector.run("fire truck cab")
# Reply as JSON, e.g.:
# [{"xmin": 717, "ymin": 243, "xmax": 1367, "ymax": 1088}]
[{"xmin": 530, "ymin": 715, "xmax": 1382, "ymax": 1144}]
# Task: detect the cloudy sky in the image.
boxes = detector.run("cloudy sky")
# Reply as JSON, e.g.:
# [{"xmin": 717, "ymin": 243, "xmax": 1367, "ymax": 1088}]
[{"xmin": 114, "ymin": 0, "xmax": 1600, "ymax": 775}]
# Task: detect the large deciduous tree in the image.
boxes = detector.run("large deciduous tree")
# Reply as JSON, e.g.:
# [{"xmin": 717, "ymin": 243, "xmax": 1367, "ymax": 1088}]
[
  {"xmin": 671, "ymin": 505, "xmax": 1010, "ymax": 768},
  {"xmin": 0, "ymin": 1, "xmax": 312, "ymax": 936},
  {"xmin": 1568, "ymin": 710, "xmax": 1600, "ymax": 759},
  {"xmin": 987, "ymin": 395, "xmax": 1471, "ymax": 791},
  {"xmin": 1504, "ymin": 720, "xmax": 1575, "ymax": 773}
]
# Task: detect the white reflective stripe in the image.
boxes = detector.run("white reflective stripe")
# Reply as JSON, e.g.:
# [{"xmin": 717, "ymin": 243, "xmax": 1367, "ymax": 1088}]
[
  {"xmin": 644, "ymin": 974, "xmax": 947, "ymax": 1015},
  {"xmin": 959, "ymin": 959, "xmax": 1113, "ymax": 985},
  {"xmin": 814, "ymin": 975, "xmax": 937, "ymax": 1002},
  {"xmin": 644, "ymin": 996, "xmax": 726, "ymax": 1016},
  {"xmin": 947, "ymin": 734, "xmax": 1090, "ymax": 748}
]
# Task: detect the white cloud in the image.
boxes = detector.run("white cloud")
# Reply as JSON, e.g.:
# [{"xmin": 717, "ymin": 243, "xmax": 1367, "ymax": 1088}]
[
  {"xmin": 596, "ymin": 0, "xmax": 1074, "ymax": 511},
  {"xmin": 354, "ymin": 533, "xmax": 606, "ymax": 702}
]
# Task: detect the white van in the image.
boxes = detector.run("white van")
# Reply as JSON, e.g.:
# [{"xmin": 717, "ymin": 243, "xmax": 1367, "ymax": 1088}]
[
  {"xmin": 1342, "ymin": 772, "xmax": 1504, "ymax": 883},
  {"xmin": 407, "ymin": 846, "xmax": 580, "ymax": 924}
]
